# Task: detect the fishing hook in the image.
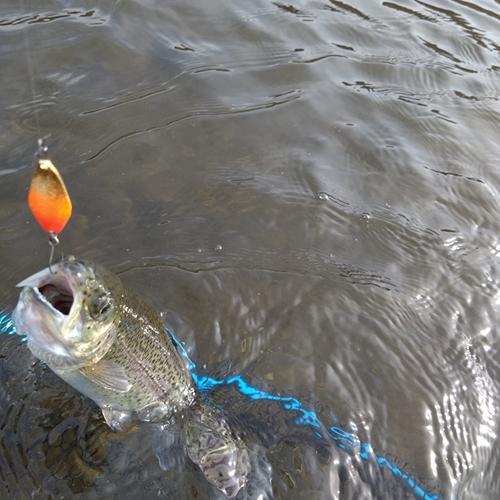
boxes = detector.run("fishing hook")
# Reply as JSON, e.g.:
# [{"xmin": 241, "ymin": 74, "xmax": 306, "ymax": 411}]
[{"xmin": 48, "ymin": 232, "xmax": 59, "ymax": 274}]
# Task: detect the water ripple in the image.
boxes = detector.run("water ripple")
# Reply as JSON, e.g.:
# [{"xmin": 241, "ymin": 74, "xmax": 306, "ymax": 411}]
[
  {"xmin": 83, "ymin": 89, "xmax": 302, "ymax": 163},
  {"xmin": 0, "ymin": 9, "xmax": 109, "ymax": 29}
]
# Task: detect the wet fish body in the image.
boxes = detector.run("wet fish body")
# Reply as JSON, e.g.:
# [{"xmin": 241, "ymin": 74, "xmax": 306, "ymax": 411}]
[{"xmin": 13, "ymin": 257, "xmax": 250, "ymax": 497}]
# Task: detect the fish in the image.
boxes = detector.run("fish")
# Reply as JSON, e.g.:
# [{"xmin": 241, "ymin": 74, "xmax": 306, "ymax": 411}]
[{"xmin": 12, "ymin": 256, "xmax": 251, "ymax": 498}]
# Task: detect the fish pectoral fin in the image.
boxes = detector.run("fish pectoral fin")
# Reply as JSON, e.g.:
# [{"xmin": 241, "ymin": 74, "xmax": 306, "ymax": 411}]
[
  {"xmin": 79, "ymin": 360, "xmax": 132, "ymax": 393},
  {"xmin": 101, "ymin": 407, "xmax": 133, "ymax": 432}
]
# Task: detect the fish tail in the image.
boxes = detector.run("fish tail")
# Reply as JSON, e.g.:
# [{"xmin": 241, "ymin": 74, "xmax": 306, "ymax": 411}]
[{"xmin": 182, "ymin": 403, "xmax": 250, "ymax": 498}]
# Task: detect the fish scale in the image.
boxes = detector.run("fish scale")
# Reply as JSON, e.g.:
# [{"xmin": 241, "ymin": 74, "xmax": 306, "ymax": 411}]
[{"xmin": 98, "ymin": 285, "xmax": 197, "ymax": 421}]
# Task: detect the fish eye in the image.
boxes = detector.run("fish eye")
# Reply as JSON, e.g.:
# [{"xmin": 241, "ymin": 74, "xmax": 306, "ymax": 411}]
[{"xmin": 89, "ymin": 292, "xmax": 114, "ymax": 320}]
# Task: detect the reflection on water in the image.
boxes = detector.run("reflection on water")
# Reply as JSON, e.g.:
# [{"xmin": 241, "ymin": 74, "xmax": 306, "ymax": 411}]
[{"xmin": 1, "ymin": 0, "xmax": 500, "ymax": 498}]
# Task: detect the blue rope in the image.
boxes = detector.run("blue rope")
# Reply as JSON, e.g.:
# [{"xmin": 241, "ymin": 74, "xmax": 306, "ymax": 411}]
[
  {"xmin": 170, "ymin": 328, "xmax": 440, "ymax": 500},
  {"xmin": 0, "ymin": 309, "xmax": 15, "ymax": 336}
]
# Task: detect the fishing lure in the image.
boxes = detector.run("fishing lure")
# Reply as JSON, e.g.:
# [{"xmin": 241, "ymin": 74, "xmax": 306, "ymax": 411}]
[
  {"xmin": 28, "ymin": 152, "xmax": 72, "ymax": 270},
  {"xmin": 28, "ymin": 158, "xmax": 72, "ymax": 235}
]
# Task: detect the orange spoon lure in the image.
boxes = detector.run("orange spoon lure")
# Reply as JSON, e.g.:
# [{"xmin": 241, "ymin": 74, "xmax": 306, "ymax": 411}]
[{"xmin": 28, "ymin": 157, "xmax": 72, "ymax": 270}]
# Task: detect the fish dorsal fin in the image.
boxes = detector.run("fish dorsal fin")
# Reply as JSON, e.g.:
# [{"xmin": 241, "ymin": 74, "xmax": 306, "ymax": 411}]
[{"xmin": 79, "ymin": 360, "xmax": 132, "ymax": 393}]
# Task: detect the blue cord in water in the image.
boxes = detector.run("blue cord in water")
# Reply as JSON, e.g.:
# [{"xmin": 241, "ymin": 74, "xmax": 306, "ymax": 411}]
[
  {"xmin": 0, "ymin": 310, "xmax": 15, "ymax": 336},
  {"xmin": 169, "ymin": 327, "xmax": 440, "ymax": 500}
]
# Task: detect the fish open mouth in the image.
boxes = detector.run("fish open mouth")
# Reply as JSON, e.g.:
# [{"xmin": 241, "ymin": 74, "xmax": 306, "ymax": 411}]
[
  {"xmin": 17, "ymin": 266, "xmax": 75, "ymax": 316},
  {"xmin": 39, "ymin": 282, "xmax": 74, "ymax": 315},
  {"xmin": 14, "ymin": 258, "xmax": 98, "ymax": 368}
]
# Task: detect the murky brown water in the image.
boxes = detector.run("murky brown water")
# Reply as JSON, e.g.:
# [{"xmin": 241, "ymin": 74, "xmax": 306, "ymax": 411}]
[{"xmin": 1, "ymin": 0, "xmax": 500, "ymax": 498}]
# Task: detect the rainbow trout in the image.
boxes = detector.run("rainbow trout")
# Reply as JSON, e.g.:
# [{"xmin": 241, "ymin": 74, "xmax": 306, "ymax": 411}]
[{"xmin": 13, "ymin": 256, "xmax": 249, "ymax": 497}]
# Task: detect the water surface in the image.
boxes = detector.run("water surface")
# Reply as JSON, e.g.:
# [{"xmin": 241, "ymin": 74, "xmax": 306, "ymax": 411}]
[{"xmin": 0, "ymin": 0, "xmax": 500, "ymax": 498}]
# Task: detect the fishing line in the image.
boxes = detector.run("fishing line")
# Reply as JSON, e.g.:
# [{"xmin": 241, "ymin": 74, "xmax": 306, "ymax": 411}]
[
  {"xmin": 21, "ymin": 0, "xmax": 42, "ymax": 143},
  {"xmin": 33, "ymin": 140, "xmax": 65, "ymax": 274},
  {"xmin": 21, "ymin": 0, "xmax": 71, "ymax": 273}
]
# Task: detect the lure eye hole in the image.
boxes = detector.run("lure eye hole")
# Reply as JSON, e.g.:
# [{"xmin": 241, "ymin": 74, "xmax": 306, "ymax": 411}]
[{"xmin": 89, "ymin": 292, "xmax": 113, "ymax": 320}]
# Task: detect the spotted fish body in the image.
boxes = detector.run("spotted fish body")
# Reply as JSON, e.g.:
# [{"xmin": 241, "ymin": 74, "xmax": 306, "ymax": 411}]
[{"xmin": 13, "ymin": 257, "xmax": 249, "ymax": 497}]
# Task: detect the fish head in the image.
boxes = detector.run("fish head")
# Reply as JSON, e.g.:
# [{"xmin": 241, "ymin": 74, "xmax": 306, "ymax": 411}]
[{"xmin": 13, "ymin": 256, "xmax": 118, "ymax": 370}]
